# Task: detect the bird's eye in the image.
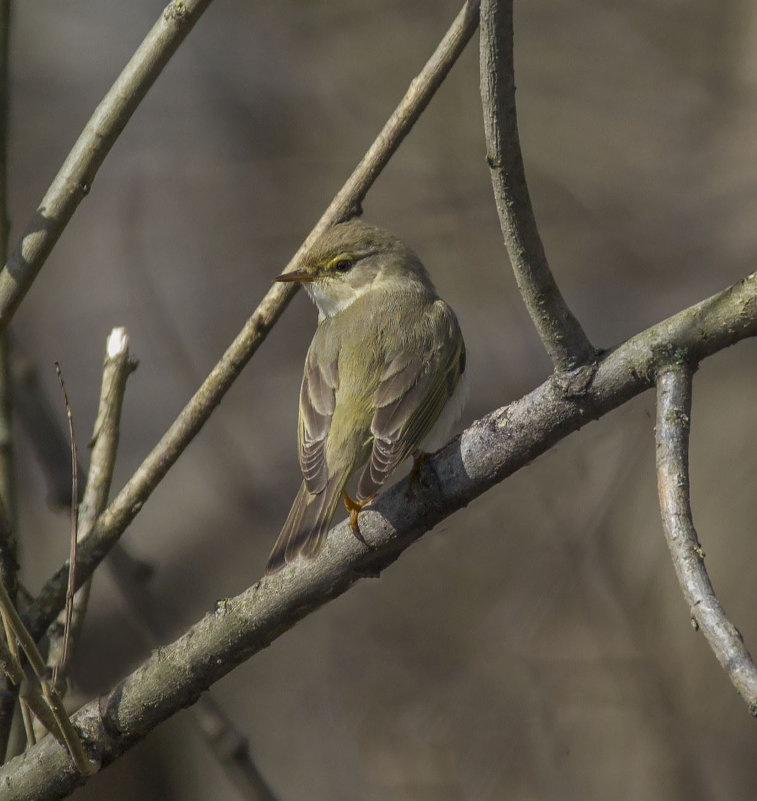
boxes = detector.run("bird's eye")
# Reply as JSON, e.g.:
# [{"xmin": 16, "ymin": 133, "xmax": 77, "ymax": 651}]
[{"xmin": 334, "ymin": 259, "xmax": 353, "ymax": 273}]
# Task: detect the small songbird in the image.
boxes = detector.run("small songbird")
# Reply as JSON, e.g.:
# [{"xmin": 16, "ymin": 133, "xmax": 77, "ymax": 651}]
[{"xmin": 266, "ymin": 219, "xmax": 466, "ymax": 573}]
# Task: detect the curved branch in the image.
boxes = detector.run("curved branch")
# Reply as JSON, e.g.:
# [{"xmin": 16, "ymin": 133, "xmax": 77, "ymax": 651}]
[
  {"xmin": 0, "ymin": 0, "xmax": 214, "ymax": 332},
  {"xmin": 656, "ymin": 364, "xmax": 757, "ymax": 714},
  {"xmin": 3, "ymin": 271, "xmax": 756, "ymax": 799},
  {"xmin": 21, "ymin": 0, "xmax": 481, "ymax": 642},
  {"xmin": 479, "ymin": 0, "xmax": 596, "ymax": 370}
]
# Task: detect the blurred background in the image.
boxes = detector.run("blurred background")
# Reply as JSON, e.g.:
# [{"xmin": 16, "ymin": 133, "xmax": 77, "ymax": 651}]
[{"xmin": 9, "ymin": 0, "xmax": 757, "ymax": 798}]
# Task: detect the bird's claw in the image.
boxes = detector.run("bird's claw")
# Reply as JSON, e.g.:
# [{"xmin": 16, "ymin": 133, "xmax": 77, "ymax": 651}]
[{"xmin": 342, "ymin": 490, "xmax": 374, "ymax": 543}]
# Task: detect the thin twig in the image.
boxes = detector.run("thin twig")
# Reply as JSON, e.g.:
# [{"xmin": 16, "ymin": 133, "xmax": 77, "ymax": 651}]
[
  {"xmin": 0, "ymin": 0, "xmax": 16, "ymax": 762},
  {"xmin": 3, "ymin": 269, "xmax": 757, "ymax": 799},
  {"xmin": 0, "ymin": 491, "xmax": 19, "ymax": 759},
  {"xmin": 80, "ymin": 331, "xmax": 134, "ymax": 538},
  {"xmin": 0, "ymin": 576, "xmax": 46, "ymax": 680},
  {"xmin": 12, "ymin": 343, "xmax": 87, "ymax": 507},
  {"xmin": 47, "ymin": 330, "xmax": 135, "ymax": 689},
  {"xmin": 0, "ymin": 337, "xmax": 13, "ymax": 565},
  {"xmin": 38, "ymin": 684, "xmax": 96, "ymax": 777},
  {"xmin": 0, "ymin": 0, "xmax": 12, "ymax": 524},
  {"xmin": 11, "ymin": 332, "xmax": 267, "ymax": 793},
  {"xmin": 479, "ymin": 0, "xmax": 595, "ymax": 370},
  {"xmin": 0, "ymin": 573, "xmax": 96, "ymax": 774},
  {"xmin": 0, "ymin": 0, "xmax": 214, "ymax": 332},
  {"xmin": 655, "ymin": 364, "xmax": 757, "ymax": 714},
  {"xmin": 21, "ymin": 0, "xmax": 481, "ymax": 642},
  {"xmin": 0, "ymin": 577, "xmax": 79, "ymax": 762},
  {"xmin": 192, "ymin": 696, "xmax": 279, "ymax": 801},
  {"xmin": 0, "ymin": 632, "xmax": 62, "ymax": 745},
  {"xmin": 52, "ymin": 364, "xmax": 78, "ymax": 690},
  {"xmin": 18, "ymin": 697, "xmax": 36, "ymax": 751},
  {"xmin": 0, "ymin": 604, "xmax": 30, "ymax": 750},
  {"xmin": 0, "ymin": 0, "xmax": 8, "ymax": 261}
]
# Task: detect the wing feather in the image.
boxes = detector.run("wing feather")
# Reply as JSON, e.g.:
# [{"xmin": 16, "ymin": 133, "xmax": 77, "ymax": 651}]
[
  {"xmin": 357, "ymin": 300, "xmax": 464, "ymax": 500},
  {"xmin": 298, "ymin": 345, "xmax": 338, "ymax": 494},
  {"xmin": 266, "ymin": 479, "xmax": 344, "ymax": 573}
]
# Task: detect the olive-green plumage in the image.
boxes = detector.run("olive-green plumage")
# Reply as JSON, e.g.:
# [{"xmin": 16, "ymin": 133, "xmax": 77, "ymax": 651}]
[{"xmin": 267, "ymin": 220, "xmax": 466, "ymax": 573}]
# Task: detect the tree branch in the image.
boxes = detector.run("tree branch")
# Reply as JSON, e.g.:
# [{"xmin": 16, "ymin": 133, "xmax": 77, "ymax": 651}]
[
  {"xmin": 0, "ymin": 637, "xmax": 64, "ymax": 747},
  {"xmin": 0, "ymin": 570, "xmax": 96, "ymax": 776},
  {"xmin": 655, "ymin": 364, "xmax": 757, "ymax": 714},
  {"xmin": 190, "ymin": 696, "xmax": 279, "ymax": 801},
  {"xmin": 0, "ymin": 0, "xmax": 16, "ymax": 761},
  {"xmin": 0, "ymin": 0, "xmax": 13, "ymax": 529},
  {"xmin": 479, "ymin": 0, "xmax": 596, "ymax": 370},
  {"xmin": 107, "ymin": 544, "xmax": 279, "ymax": 801},
  {"xmin": 2, "ymin": 270, "xmax": 755, "ymax": 799},
  {"xmin": 50, "ymin": 362, "xmax": 79, "ymax": 692},
  {"xmin": 20, "ymin": 0, "xmax": 481, "ymax": 642},
  {"xmin": 47, "ymin": 329, "xmax": 136, "ymax": 687},
  {"xmin": 0, "ymin": 0, "xmax": 214, "ymax": 333},
  {"xmin": 6, "ymin": 331, "xmax": 275, "ymax": 793},
  {"xmin": 13, "ymin": 344, "xmax": 87, "ymax": 508}
]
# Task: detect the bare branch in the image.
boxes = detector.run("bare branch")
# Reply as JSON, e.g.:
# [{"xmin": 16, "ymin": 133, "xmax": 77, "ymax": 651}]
[
  {"xmin": 655, "ymin": 364, "xmax": 757, "ymax": 714},
  {"xmin": 13, "ymin": 345, "xmax": 87, "ymax": 508},
  {"xmin": 191, "ymin": 696, "xmax": 279, "ymax": 801},
  {"xmin": 3, "ymin": 271, "xmax": 756, "ymax": 799},
  {"xmin": 0, "ymin": 0, "xmax": 9, "ymax": 259},
  {"xmin": 0, "ymin": 0, "xmax": 214, "ymax": 332},
  {"xmin": 10, "ymin": 330, "xmax": 270, "ymax": 793},
  {"xmin": 47, "ymin": 329, "xmax": 136, "ymax": 687},
  {"xmin": 479, "ymin": 0, "xmax": 595, "ymax": 370},
  {"xmin": 109, "ymin": 543, "xmax": 278, "ymax": 801},
  {"xmin": 0, "ymin": 573, "xmax": 96, "ymax": 775},
  {"xmin": 0, "ymin": 636, "xmax": 64, "ymax": 746},
  {"xmin": 0, "ymin": 0, "xmax": 16, "ymax": 760},
  {"xmin": 275, "ymin": 0, "xmax": 482, "ymax": 278},
  {"xmin": 0, "ymin": 338, "xmax": 14, "ymax": 571},
  {"xmin": 0, "ymin": 0, "xmax": 12, "ymax": 527},
  {"xmin": 21, "ymin": 0, "xmax": 481, "ymax": 642},
  {"xmin": 51, "ymin": 363, "xmax": 79, "ymax": 689}
]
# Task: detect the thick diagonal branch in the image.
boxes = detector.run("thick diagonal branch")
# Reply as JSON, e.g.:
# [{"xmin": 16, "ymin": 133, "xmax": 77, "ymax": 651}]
[
  {"xmin": 656, "ymin": 364, "xmax": 757, "ymax": 714},
  {"xmin": 107, "ymin": 545, "xmax": 279, "ymax": 801},
  {"xmin": 21, "ymin": 0, "xmax": 481, "ymax": 642},
  {"xmin": 3, "ymin": 271, "xmax": 756, "ymax": 800},
  {"xmin": 0, "ymin": 0, "xmax": 214, "ymax": 332},
  {"xmin": 480, "ymin": 0, "xmax": 595, "ymax": 370}
]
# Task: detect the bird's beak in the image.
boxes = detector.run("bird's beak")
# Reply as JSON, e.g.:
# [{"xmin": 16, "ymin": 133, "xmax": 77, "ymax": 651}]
[{"xmin": 274, "ymin": 269, "xmax": 314, "ymax": 283}]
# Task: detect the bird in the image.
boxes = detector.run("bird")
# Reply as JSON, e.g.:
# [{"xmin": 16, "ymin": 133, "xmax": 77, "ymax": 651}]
[{"xmin": 266, "ymin": 219, "xmax": 466, "ymax": 573}]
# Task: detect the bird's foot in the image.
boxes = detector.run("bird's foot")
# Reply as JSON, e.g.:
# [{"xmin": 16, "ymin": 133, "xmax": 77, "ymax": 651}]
[{"xmin": 342, "ymin": 491, "xmax": 375, "ymax": 543}]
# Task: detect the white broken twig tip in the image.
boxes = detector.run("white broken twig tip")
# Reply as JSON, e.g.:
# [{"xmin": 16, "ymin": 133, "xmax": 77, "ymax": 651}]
[{"xmin": 107, "ymin": 327, "xmax": 129, "ymax": 358}]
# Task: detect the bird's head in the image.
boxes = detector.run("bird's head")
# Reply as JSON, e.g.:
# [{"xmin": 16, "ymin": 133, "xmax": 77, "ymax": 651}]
[{"xmin": 275, "ymin": 220, "xmax": 434, "ymax": 319}]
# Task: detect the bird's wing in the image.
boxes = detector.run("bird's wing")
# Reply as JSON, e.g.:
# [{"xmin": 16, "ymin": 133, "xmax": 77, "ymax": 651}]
[
  {"xmin": 267, "ymin": 332, "xmax": 344, "ymax": 573},
  {"xmin": 298, "ymin": 344, "xmax": 339, "ymax": 495},
  {"xmin": 265, "ymin": 477, "xmax": 345, "ymax": 572},
  {"xmin": 357, "ymin": 300, "xmax": 465, "ymax": 500}
]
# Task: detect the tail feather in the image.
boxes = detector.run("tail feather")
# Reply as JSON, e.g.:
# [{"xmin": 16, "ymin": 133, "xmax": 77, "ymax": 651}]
[{"xmin": 266, "ymin": 480, "xmax": 344, "ymax": 573}]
